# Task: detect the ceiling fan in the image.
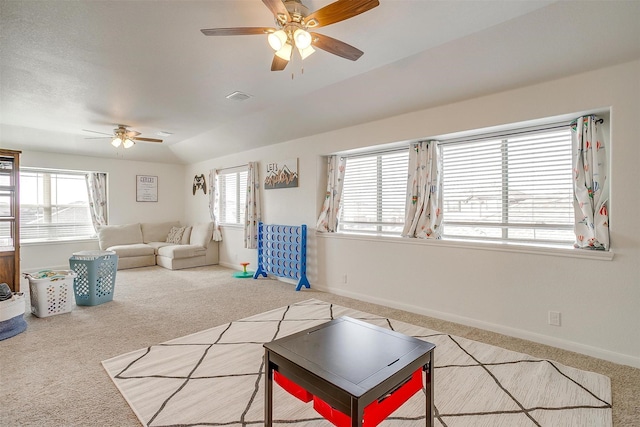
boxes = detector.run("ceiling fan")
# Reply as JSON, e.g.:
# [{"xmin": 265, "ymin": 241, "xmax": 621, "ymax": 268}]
[
  {"xmin": 201, "ymin": 0, "xmax": 380, "ymax": 71},
  {"xmin": 83, "ymin": 125, "xmax": 163, "ymax": 149}
]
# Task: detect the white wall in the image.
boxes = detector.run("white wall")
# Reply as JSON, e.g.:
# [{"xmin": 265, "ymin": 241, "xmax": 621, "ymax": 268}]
[
  {"xmin": 184, "ymin": 60, "xmax": 640, "ymax": 368},
  {"xmin": 10, "ymin": 61, "xmax": 637, "ymax": 367},
  {"xmin": 184, "ymin": 142, "xmax": 326, "ymax": 277},
  {"xmin": 18, "ymin": 151, "xmax": 186, "ymax": 271}
]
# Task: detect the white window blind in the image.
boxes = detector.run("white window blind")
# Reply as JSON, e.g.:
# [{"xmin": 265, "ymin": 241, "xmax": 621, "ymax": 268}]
[
  {"xmin": 20, "ymin": 169, "xmax": 95, "ymax": 242},
  {"xmin": 219, "ymin": 168, "xmax": 247, "ymax": 225},
  {"xmin": 339, "ymin": 150, "xmax": 409, "ymax": 235},
  {"xmin": 441, "ymin": 128, "xmax": 575, "ymax": 246}
]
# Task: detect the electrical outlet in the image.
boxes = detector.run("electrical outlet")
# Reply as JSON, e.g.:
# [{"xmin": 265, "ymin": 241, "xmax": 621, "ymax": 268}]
[
  {"xmin": 548, "ymin": 311, "xmax": 561, "ymax": 326},
  {"xmin": 341, "ymin": 274, "xmax": 348, "ymax": 284}
]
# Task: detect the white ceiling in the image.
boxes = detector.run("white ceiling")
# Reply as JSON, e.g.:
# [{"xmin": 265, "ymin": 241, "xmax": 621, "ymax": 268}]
[{"xmin": 1, "ymin": 0, "xmax": 639, "ymax": 164}]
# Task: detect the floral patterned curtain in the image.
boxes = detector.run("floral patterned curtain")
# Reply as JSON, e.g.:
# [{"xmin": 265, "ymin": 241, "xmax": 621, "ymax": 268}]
[
  {"xmin": 208, "ymin": 169, "xmax": 222, "ymax": 241},
  {"xmin": 316, "ymin": 155, "xmax": 346, "ymax": 232},
  {"xmin": 244, "ymin": 162, "xmax": 261, "ymax": 249},
  {"xmin": 85, "ymin": 172, "xmax": 108, "ymax": 231},
  {"xmin": 402, "ymin": 141, "xmax": 443, "ymax": 239},
  {"xmin": 572, "ymin": 115, "xmax": 609, "ymax": 250}
]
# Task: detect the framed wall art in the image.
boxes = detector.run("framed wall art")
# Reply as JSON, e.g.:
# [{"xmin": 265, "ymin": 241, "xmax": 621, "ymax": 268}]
[
  {"xmin": 264, "ymin": 158, "xmax": 298, "ymax": 189},
  {"xmin": 136, "ymin": 175, "xmax": 158, "ymax": 202}
]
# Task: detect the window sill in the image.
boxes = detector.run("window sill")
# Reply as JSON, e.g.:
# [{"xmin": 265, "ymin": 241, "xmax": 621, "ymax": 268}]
[
  {"xmin": 315, "ymin": 232, "xmax": 614, "ymax": 261},
  {"xmin": 220, "ymin": 224, "xmax": 244, "ymax": 230},
  {"xmin": 21, "ymin": 237, "xmax": 98, "ymax": 247}
]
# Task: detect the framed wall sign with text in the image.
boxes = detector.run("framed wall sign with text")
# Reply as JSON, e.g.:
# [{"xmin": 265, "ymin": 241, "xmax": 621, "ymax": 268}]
[
  {"xmin": 136, "ymin": 175, "xmax": 158, "ymax": 202},
  {"xmin": 264, "ymin": 158, "xmax": 298, "ymax": 189}
]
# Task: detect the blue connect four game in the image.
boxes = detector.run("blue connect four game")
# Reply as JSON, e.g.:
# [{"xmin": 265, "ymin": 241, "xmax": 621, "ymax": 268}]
[{"xmin": 253, "ymin": 222, "xmax": 310, "ymax": 291}]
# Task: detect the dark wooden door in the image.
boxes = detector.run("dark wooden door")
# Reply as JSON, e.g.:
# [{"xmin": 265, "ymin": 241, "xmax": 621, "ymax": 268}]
[{"xmin": 0, "ymin": 149, "xmax": 21, "ymax": 292}]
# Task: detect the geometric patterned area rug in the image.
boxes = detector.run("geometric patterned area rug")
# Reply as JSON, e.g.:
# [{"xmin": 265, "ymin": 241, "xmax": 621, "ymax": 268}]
[{"xmin": 102, "ymin": 299, "xmax": 612, "ymax": 426}]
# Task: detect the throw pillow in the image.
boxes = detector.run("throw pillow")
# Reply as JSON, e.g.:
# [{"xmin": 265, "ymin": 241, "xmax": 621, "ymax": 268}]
[{"xmin": 166, "ymin": 226, "xmax": 186, "ymax": 244}]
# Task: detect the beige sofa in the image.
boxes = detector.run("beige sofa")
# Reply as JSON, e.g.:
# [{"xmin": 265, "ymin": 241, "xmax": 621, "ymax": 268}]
[{"xmin": 97, "ymin": 221, "xmax": 218, "ymax": 270}]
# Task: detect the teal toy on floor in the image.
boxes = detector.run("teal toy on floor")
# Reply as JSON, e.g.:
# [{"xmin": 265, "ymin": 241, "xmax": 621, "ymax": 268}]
[{"xmin": 232, "ymin": 262, "xmax": 254, "ymax": 279}]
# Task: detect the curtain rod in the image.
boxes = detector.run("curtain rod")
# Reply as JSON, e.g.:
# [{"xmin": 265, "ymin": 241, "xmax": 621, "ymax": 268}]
[
  {"xmin": 21, "ymin": 166, "xmax": 101, "ymax": 175},
  {"xmin": 571, "ymin": 117, "xmax": 604, "ymax": 125},
  {"xmin": 439, "ymin": 120, "xmax": 575, "ymax": 146},
  {"xmin": 216, "ymin": 163, "xmax": 247, "ymax": 172},
  {"xmin": 443, "ymin": 116, "xmax": 603, "ymax": 146},
  {"xmin": 338, "ymin": 116, "xmax": 604, "ymax": 157},
  {"xmin": 339, "ymin": 146, "xmax": 408, "ymax": 159}
]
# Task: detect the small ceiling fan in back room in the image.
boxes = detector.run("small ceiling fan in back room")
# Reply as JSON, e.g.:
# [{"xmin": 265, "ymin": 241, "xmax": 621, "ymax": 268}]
[
  {"xmin": 200, "ymin": 0, "xmax": 380, "ymax": 71},
  {"xmin": 83, "ymin": 125, "xmax": 163, "ymax": 149}
]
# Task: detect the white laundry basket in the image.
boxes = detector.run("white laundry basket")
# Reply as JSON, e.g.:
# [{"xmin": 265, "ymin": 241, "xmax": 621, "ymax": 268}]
[{"xmin": 24, "ymin": 270, "xmax": 76, "ymax": 318}]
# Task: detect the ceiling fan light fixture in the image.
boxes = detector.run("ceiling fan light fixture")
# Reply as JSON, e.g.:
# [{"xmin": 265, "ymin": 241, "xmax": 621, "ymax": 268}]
[
  {"xmin": 275, "ymin": 43, "xmax": 292, "ymax": 61},
  {"xmin": 268, "ymin": 30, "xmax": 287, "ymax": 51},
  {"xmin": 305, "ymin": 18, "xmax": 319, "ymax": 28},
  {"xmin": 298, "ymin": 45, "xmax": 315, "ymax": 60},
  {"xmin": 111, "ymin": 136, "xmax": 123, "ymax": 148},
  {"xmin": 123, "ymin": 138, "xmax": 135, "ymax": 149},
  {"xmin": 200, "ymin": 0, "xmax": 380, "ymax": 72},
  {"xmin": 293, "ymin": 28, "xmax": 312, "ymax": 49}
]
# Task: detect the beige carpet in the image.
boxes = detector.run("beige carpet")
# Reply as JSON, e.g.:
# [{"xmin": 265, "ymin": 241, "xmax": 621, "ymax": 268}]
[
  {"xmin": 102, "ymin": 299, "xmax": 612, "ymax": 426},
  {"xmin": 1, "ymin": 265, "xmax": 639, "ymax": 426}
]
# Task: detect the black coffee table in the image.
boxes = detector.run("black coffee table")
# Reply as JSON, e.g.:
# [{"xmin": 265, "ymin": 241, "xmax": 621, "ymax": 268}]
[{"xmin": 264, "ymin": 316, "xmax": 435, "ymax": 426}]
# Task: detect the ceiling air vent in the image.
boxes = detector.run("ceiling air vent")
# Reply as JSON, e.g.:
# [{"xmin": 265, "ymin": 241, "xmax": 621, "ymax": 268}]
[{"xmin": 226, "ymin": 91, "xmax": 252, "ymax": 101}]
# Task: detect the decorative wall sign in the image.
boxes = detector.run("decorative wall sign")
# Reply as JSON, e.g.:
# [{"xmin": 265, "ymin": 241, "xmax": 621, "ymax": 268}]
[
  {"xmin": 192, "ymin": 174, "xmax": 207, "ymax": 195},
  {"xmin": 264, "ymin": 158, "xmax": 298, "ymax": 189},
  {"xmin": 136, "ymin": 175, "xmax": 158, "ymax": 202}
]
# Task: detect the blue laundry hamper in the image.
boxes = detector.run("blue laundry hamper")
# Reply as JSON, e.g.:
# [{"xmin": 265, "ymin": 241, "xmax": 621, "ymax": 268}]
[{"xmin": 69, "ymin": 251, "xmax": 118, "ymax": 306}]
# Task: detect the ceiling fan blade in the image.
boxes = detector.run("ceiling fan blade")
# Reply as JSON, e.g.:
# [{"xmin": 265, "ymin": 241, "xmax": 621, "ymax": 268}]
[
  {"xmin": 271, "ymin": 55, "xmax": 289, "ymax": 71},
  {"xmin": 82, "ymin": 129, "xmax": 112, "ymax": 136},
  {"xmin": 125, "ymin": 130, "xmax": 141, "ymax": 137},
  {"xmin": 133, "ymin": 137, "xmax": 163, "ymax": 143},
  {"xmin": 201, "ymin": 27, "xmax": 275, "ymax": 36},
  {"xmin": 305, "ymin": 0, "xmax": 379, "ymax": 28},
  {"xmin": 311, "ymin": 32, "xmax": 363, "ymax": 61},
  {"xmin": 262, "ymin": 0, "xmax": 290, "ymax": 24}
]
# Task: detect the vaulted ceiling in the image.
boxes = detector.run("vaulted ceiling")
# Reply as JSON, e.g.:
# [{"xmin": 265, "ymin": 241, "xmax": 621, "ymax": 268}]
[{"xmin": 1, "ymin": 0, "xmax": 639, "ymax": 164}]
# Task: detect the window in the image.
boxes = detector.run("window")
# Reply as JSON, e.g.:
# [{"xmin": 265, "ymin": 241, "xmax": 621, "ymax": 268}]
[
  {"xmin": 339, "ymin": 150, "xmax": 409, "ymax": 235},
  {"xmin": 335, "ymin": 121, "xmax": 580, "ymax": 248},
  {"xmin": 441, "ymin": 127, "xmax": 574, "ymax": 246},
  {"xmin": 218, "ymin": 168, "xmax": 247, "ymax": 225},
  {"xmin": 20, "ymin": 169, "xmax": 95, "ymax": 242}
]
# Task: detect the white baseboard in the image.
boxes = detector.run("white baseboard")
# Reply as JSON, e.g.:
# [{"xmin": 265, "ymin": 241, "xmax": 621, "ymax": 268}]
[{"xmin": 313, "ymin": 283, "xmax": 640, "ymax": 369}]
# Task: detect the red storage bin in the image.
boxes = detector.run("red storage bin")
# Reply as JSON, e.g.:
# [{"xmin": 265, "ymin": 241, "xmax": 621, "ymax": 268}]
[
  {"xmin": 313, "ymin": 369, "xmax": 423, "ymax": 427},
  {"xmin": 274, "ymin": 371, "xmax": 313, "ymax": 403}
]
